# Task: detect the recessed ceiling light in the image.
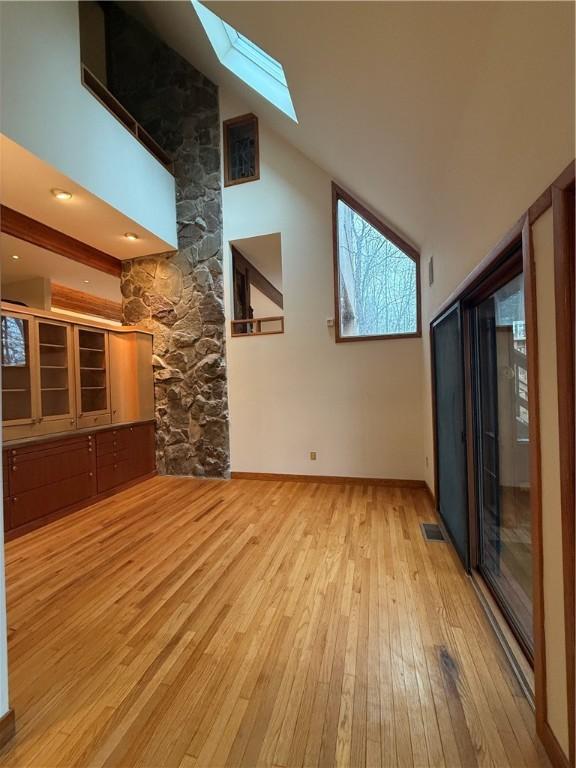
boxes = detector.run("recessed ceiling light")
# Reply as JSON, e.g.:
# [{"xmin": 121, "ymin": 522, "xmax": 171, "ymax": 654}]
[
  {"xmin": 51, "ymin": 188, "xmax": 72, "ymax": 201},
  {"xmin": 83, "ymin": 280, "xmax": 90, "ymax": 284},
  {"xmin": 124, "ymin": 232, "xmax": 139, "ymax": 241},
  {"xmin": 11, "ymin": 254, "xmax": 20, "ymax": 260}
]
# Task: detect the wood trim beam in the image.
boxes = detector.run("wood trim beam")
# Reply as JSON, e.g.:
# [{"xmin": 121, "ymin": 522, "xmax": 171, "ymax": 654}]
[
  {"xmin": 230, "ymin": 316, "xmax": 284, "ymax": 337},
  {"xmin": 540, "ymin": 722, "xmax": 571, "ymax": 768},
  {"xmin": 0, "ymin": 206, "xmax": 122, "ymax": 278},
  {"xmin": 232, "ymin": 246, "xmax": 283, "ymax": 309},
  {"xmin": 51, "ymin": 283, "xmax": 122, "ymax": 323},
  {"xmin": 552, "ymin": 173, "xmax": 575, "ymax": 767},
  {"xmin": 231, "ymin": 471, "xmax": 427, "ymax": 487},
  {"xmin": 0, "ymin": 709, "xmax": 15, "ymax": 750},
  {"xmin": 528, "ymin": 187, "xmax": 552, "ymax": 225}
]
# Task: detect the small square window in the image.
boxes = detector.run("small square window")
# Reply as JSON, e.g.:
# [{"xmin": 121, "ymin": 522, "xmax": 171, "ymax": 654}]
[{"xmin": 223, "ymin": 113, "xmax": 259, "ymax": 187}]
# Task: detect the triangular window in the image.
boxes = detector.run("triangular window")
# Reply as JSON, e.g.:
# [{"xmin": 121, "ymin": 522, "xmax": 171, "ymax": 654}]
[{"xmin": 333, "ymin": 183, "xmax": 421, "ymax": 341}]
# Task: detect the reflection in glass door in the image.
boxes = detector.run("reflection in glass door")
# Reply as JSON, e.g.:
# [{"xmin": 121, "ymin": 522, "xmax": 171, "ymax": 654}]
[{"xmin": 473, "ymin": 271, "xmax": 533, "ymax": 656}]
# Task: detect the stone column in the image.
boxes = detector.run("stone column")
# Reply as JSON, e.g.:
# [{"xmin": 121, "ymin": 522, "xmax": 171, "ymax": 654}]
[{"xmin": 107, "ymin": 4, "xmax": 229, "ymax": 477}]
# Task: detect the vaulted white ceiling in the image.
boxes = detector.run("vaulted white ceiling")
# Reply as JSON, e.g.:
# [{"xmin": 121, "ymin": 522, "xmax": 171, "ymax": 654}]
[{"xmin": 125, "ymin": 1, "xmax": 573, "ymax": 250}]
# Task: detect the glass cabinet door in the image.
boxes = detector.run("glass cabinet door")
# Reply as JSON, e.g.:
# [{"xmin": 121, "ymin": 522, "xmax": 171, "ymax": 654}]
[
  {"xmin": 76, "ymin": 328, "xmax": 110, "ymax": 416},
  {"xmin": 37, "ymin": 320, "xmax": 74, "ymax": 424},
  {"xmin": 1, "ymin": 313, "xmax": 35, "ymax": 425}
]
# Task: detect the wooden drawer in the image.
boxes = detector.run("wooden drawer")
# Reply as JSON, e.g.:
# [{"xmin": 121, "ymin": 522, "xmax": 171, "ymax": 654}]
[
  {"xmin": 77, "ymin": 413, "xmax": 111, "ymax": 430},
  {"xmin": 97, "ymin": 459, "xmax": 130, "ymax": 494},
  {"xmin": 96, "ymin": 430, "xmax": 131, "ymax": 455},
  {"xmin": 98, "ymin": 447, "xmax": 130, "ymax": 468},
  {"xmin": 10, "ymin": 446, "xmax": 95, "ymax": 495},
  {"xmin": 7, "ymin": 434, "xmax": 93, "ymax": 460},
  {"xmin": 11, "ymin": 472, "xmax": 95, "ymax": 528}
]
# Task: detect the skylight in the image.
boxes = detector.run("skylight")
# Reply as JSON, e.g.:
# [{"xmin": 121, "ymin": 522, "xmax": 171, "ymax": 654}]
[{"xmin": 191, "ymin": 0, "xmax": 297, "ymax": 122}]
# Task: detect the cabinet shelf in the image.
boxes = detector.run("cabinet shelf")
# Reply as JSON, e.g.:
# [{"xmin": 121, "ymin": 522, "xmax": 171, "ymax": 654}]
[
  {"xmin": 40, "ymin": 343, "xmax": 66, "ymax": 349},
  {"xmin": 79, "ymin": 346, "xmax": 104, "ymax": 352},
  {"xmin": 41, "ymin": 365, "xmax": 68, "ymax": 369},
  {"xmin": 41, "ymin": 387, "xmax": 68, "ymax": 392},
  {"xmin": 81, "ymin": 367, "xmax": 105, "ymax": 371},
  {"xmin": 3, "ymin": 388, "xmax": 29, "ymax": 393},
  {"xmin": 81, "ymin": 386, "xmax": 106, "ymax": 390}
]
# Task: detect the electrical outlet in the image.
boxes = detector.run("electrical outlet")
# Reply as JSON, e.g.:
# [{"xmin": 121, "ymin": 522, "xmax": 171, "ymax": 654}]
[{"xmin": 310, "ymin": 451, "xmax": 317, "ymax": 461}]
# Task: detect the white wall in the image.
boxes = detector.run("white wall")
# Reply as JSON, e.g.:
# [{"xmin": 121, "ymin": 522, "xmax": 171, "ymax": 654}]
[
  {"xmin": 0, "ymin": 1, "xmax": 177, "ymax": 248},
  {"xmin": 222, "ymin": 91, "xmax": 424, "ymax": 480},
  {"xmin": 3, "ymin": 278, "xmax": 51, "ymax": 311},
  {"xmin": 249, "ymin": 286, "xmax": 281, "ymax": 322}
]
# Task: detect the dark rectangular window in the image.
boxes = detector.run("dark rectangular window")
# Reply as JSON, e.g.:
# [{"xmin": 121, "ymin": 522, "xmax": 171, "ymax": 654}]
[{"xmin": 223, "ymin": 113, "xmax": 259, "ymax": 187}]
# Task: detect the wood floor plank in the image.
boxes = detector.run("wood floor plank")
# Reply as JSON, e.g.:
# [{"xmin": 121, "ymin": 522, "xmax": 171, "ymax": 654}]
[{"xmin": 0, "ymin": 476, "xmax": 550, "ymax": 768}]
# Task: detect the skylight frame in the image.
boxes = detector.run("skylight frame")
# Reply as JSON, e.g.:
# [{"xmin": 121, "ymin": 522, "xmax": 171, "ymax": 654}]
[
  {"xmin": 222, "ymin": 23, "xmax": 288, "ymax": 86},
  {"xmin": 191, "ymin": 0, "xmax": 297, "ymax": 122}
]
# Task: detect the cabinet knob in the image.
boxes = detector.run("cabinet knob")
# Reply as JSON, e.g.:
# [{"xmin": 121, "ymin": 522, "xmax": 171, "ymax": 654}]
[
  {"xmin": 11, "ymin": 450, "xmax": 16, "ymax": 456},
  {"xmin": 12, "ymin": 466, "xmax": 17, "ymax": 472},
  {"xmin": 12, "ymin": 497, "xmax": 17, "ymax": 503},
  {"xmin": 89, "ymin": 472, "xmax": 93, "ymax": 477},
  {"xmin": 88, "ymin": 448, "xmax": 93, "ymax": 453}
]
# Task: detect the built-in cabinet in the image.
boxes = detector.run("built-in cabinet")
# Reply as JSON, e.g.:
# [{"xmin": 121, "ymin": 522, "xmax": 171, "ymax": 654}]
[
  {"xmin": 1, "ymin": 305, "xmax": 156, "ymax": 539},
  {"xmin": 1, "ymin": 306, "xmax": 154, "ymax": 440},
  {"xmin": 1, "ymin": 312, "xmax": 36, "ymax": 433},
  {"xmin": 38, "ymin": 318, "xmax": 76, "ymax": 432},
  {"xmin": 3, "ymin": 422, "xmax": 155, "ymax": 539},
  {"xmin": 75, "ymin": 326, "xmax": 111, "ymax": 429}
]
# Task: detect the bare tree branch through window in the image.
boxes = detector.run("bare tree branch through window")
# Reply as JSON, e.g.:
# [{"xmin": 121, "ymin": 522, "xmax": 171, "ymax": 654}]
[{"xmin": 336, "ymin": 199, "xmax": 417, "ymax": 338}]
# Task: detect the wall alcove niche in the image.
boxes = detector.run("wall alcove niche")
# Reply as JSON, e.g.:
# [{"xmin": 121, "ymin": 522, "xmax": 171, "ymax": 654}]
[{"xmin": 230, "ymin": 233, "xmax": 284, "ymax": 337}]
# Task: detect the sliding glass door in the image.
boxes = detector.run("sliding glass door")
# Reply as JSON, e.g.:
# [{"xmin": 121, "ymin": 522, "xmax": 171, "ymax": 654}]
[
  {"xmin": 432, "ymin": 304, "xmax": 469, "ymax": 568},
  {"xmin": 472, "ymin": 267, "xmax": 533, "ymax": 656}
]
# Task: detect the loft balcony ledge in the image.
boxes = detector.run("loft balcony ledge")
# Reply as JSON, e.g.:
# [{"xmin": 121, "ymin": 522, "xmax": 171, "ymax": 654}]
[{"xmin": 81, "ymin": 64, "xmax": 174, "ymax": 175}]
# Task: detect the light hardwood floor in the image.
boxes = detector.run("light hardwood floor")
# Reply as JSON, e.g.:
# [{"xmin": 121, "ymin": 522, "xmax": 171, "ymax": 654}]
[{"xmin": 0, "ymin": 476, "xmax": 550, "ymax": 768}]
